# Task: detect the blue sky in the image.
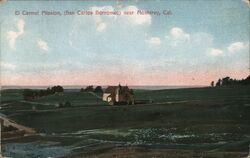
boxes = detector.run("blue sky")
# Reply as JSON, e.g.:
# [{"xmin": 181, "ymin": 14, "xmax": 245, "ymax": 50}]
[{"xmin": 0, "ymin": 0, "xmax": 249, "ymax": 86}]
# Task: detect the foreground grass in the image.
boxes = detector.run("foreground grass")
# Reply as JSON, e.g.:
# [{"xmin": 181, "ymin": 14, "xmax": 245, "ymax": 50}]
[
  {"xmin": 1, "ymin": 86, "xmax": 250, "ymax": 157},
  {"xmin": 2, "ymin": 87, "xmax": 249, "ymax": 133},
  {"xmin": 60, "ymin": 147, "xmax": 249, "ymax": 158}
]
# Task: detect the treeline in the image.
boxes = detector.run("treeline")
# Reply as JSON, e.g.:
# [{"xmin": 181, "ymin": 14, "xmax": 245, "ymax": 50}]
[
  {"xmin": 211, "ymin": 75, "xmax": 250, "ymax": 87},
  {"xmin": 80, "ymin": 85, "xmax": 103, "ymax": 93},
  {"xmin": 23, "ymin": 85, "xmax": 64, "ymax": 100}
]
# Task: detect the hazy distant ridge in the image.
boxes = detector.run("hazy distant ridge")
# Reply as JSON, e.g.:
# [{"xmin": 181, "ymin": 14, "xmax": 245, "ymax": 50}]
[{"xmin": 1, "ymin": 85, "xmax": 205, "ymax": 90}]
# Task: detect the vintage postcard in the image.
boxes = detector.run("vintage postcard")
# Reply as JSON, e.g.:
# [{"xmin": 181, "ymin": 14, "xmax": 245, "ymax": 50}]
[{"xmin": 0, "ymin": 0, "xmax": 250, "ymax": 157}]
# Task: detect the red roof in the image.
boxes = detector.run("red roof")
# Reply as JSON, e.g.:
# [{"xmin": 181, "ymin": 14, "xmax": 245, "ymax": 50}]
[{"xmin": 104, "ymin": 85, "xmax": 131, "ymax": 94}]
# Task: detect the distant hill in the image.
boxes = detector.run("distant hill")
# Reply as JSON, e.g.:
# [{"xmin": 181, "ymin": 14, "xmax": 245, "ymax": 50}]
[{"xmin": 1, "ymin": 85, "xmax": 205, "ymax": 91}]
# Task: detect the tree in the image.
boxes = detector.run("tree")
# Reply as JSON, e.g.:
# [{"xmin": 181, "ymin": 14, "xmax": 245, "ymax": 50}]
[
  {"xmin": 94, "ymin": 86, "xmax": 103, "ymax": 93},
  {"xmin": 23, "ymin": 85, "xmax": 65, "ymax": 100},
  {"xmin": 213, "ymin": 75, "xmax": 250, "ymax": 87},
  {"xmin": 38, "ymin": 90, "xmax": 45, "ymax": 97},
  {"xmin": 216, "ymin": 79, "xmax": 221, "ymax": 87},
  {"xmin": 80, "ymin": 88, "xmax": 84, "ymax": 92},
  {"xmin": 242, "ymin": 76, "xmax": 250, "ymax": 85},
  {"xmin": 46, "ymin": 88, "xmax": 53, "ymax": 95},
  {"xmin": 85, "ymin": 85, "xmax": 94, "ymax": 92},
  {"xmin": 23, "ymin": 89, "xmax": 36, "ymax": 100},
  {"xmin": 210, "ymin": 81, "xmax": 214, "ymax": 87},
  {"xmin": 221, "ymin": 77, "xmax": 230, "ymax": 86},
  {"xmin": 51, "ymin": 85, "xmax": 64, "ymax": 93},
  {"xmin": 57, "ymin": 85, "xmax": 64, "ymax": 92}
]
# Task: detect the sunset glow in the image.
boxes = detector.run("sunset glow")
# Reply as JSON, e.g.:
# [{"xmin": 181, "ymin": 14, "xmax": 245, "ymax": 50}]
[{"xmin": 0, "ymin": 0, "xmax": 249, "ymax": 86}]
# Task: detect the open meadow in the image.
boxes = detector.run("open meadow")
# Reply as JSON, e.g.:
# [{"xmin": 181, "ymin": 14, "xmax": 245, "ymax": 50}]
[{"xmin": 1, "ymin": 86, "xmax": 250, "ymax": 157}]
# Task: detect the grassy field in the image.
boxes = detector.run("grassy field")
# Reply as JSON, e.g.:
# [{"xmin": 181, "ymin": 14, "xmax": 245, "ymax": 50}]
[{"xmin": 1, "ymin": 86, "xmax": 250, "ymax": 157}]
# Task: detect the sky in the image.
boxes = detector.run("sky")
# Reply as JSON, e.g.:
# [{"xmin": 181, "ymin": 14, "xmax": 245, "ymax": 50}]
[{"xmin": 0, "ymin": 0, "xmax": 249, "ymax": 86}]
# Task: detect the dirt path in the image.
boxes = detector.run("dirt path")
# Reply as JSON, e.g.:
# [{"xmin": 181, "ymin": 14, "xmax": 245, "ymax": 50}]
[
  {"xmin": 88, "ymin": 92, "xmax": 102, "ymax": 99},
  {"xmin": 0, "ymin": 116, "xmax": 35, "ymax": 134},
  {"xmin": 20, "ymin": 100, "xmax": 51, "ymax": 106}
]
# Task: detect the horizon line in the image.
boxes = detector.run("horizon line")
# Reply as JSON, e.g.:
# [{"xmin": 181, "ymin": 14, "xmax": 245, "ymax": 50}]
[{"xmin": 1, "ymin": 84, "xmax": 208, "ymax": 87}]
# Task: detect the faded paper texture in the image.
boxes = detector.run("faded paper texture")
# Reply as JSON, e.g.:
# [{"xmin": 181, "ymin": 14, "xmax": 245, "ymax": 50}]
[{"xmin": 0, "ymin": 0, "xmax": 250, "ymax": 157}]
